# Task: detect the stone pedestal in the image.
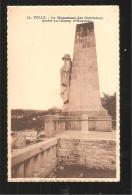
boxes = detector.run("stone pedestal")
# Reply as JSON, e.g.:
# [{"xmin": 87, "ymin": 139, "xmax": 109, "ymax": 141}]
[{"xmin": 44, "ymin": 115, "xmax": 56, "ymax": 137}]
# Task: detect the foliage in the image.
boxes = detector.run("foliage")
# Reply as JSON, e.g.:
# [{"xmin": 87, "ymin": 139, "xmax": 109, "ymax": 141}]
[
  {"xmin": 11, "ymin": 108, "xmax": 61, "ymax": 131},
  {"xmin": 11, "ymin": 117, "xmax": 44, "ymax": 131},
  {"xmin": 101, "ymin": 93, "xmax": 116, "ymax": 129}
]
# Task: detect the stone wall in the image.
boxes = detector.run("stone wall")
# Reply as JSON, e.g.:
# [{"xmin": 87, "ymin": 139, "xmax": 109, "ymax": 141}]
[
  {"xmin": 57, "ymin": 138, "xmax": 116, "ymax": 170},
  {"xmin": 11, "ymin": 138, "xmax": 57, "ymax": 178},
  {"xmin": 63, "ymin": 115, "xmax": 112, "ymax": 131}
]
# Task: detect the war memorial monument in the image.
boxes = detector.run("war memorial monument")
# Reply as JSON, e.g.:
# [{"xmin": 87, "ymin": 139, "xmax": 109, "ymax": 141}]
[
  {"xmin": 60, "ymin": 22, "xmax": 112, "ymax": 132},
  {"xmin": 11, "ymin": 22, "xmax": 116, "ymax": 180}
]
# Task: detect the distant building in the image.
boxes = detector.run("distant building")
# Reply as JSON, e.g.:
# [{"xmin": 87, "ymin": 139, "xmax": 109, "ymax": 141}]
[
  {"xmin": 11, "ymin": 113, "xmax": 24, "ymax": 119},
  {"xmin": 48, "ymin": 107, "xmax": 62, "ymax": 115}
]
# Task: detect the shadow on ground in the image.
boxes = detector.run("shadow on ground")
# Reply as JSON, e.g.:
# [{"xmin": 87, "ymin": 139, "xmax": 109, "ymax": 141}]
[{"xmin": 48, "ymin": 165, "xmax": 116, "ymax": 178}]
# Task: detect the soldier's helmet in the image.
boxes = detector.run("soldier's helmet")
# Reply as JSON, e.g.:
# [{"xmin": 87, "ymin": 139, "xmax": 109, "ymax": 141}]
[{"xmin": 62, "ymin": 54, "xmax": 71, "ymax": 60}]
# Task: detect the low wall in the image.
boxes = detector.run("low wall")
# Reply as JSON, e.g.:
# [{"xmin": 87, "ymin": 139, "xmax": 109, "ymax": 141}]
[
  {"xmin": 57, "ymin": 138, "xmax": 116, "ymax": 170},
  {"xmin": 62, "ymin": 116, "xmax": 112, "ymax": 131},
  {"xmin": 43, "ymin": 114, "xmax": 112, "ymax": 137},
  {"xmin": 11, "ymin": 138, "xmax": 57, "ymax": 178}
]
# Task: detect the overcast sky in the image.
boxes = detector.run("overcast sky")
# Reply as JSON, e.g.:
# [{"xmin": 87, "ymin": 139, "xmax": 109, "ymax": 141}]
[{"xmin": 8, "ymin": 6, "xmax": 119, "ymax": 110}]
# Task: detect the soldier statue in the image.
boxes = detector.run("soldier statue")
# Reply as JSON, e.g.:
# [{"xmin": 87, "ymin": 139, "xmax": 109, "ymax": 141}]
[{"xmin": 60, "ymin": 54, "xmax": 72, "ymax": 104}]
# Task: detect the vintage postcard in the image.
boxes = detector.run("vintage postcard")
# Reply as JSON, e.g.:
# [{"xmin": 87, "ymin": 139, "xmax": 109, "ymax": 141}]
[{"xmin": 8, "ymin": 5, "xmax": 119, "ymax": 182}]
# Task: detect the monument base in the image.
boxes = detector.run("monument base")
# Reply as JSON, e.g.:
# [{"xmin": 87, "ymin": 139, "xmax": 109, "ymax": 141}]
[{"xmin": 61, "ymin": 110, "xmax": 112, "ymax": 132}]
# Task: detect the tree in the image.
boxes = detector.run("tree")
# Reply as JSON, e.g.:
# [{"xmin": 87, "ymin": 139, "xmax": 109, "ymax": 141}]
[{"xmin": 101, "ymin": 93, "xmax": 116, "ymax": 129}]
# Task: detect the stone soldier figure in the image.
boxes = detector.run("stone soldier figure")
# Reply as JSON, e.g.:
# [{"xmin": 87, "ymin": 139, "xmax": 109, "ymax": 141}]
[{"xmin": 60, "ymin": 54, "xmax": 72, "ymax": 104}]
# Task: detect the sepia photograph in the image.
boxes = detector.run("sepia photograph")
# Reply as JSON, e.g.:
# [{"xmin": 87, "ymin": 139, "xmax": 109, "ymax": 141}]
[{"xmin": 7, "ymin": 6, "xmax": 119, "ymax": 182}]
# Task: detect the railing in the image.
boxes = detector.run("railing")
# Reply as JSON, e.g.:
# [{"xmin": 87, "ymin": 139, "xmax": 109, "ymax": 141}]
[
  {"xmin": 43, "ymin": 114, "xmax": 114, "ymax": 134},
  {"xmin": 11, "ymin": 137, "xmax": 57, "ymax": 178},
  {"xmin": 54, "ymin": 116, "xmax": 112, "ymax": 131},
  {"xmin": 44, "ymin": 115, "xmax": 65, "ymax": 137},
  {"xmin": 53, "ymin": 116, "xmax": 65, "ymax": 133}
]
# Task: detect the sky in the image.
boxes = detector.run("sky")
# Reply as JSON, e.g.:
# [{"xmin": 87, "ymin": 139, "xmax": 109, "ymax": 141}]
[{"xmin": 8, "ymin": 6, "xmax": 119, "ymax": 110}]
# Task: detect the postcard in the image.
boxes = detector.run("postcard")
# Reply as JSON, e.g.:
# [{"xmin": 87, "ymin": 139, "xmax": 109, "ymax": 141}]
[{"xmin": 7, "ymin": 5, "xmax": 119, "ymax": 182}]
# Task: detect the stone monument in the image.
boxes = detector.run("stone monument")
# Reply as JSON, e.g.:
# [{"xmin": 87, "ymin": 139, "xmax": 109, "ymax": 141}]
[{"xmin": 60, "ymin": 22, "xmax": 112, "ymax": 131}]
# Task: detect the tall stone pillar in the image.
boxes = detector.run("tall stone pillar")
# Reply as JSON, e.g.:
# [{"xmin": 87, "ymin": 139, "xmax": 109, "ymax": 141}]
[
  {"xmin": 63, "ymin": 22, "xmax": 102, "ymax": 113},
  {"xmin": 61, "ymin": 22, "xmax": 112, "ymax": 131}
]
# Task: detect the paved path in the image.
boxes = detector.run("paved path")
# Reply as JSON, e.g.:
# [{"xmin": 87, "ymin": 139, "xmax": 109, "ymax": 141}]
[{"xmin": 57, "ymin": 130, "xmax": 116, "ymax": 141}]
